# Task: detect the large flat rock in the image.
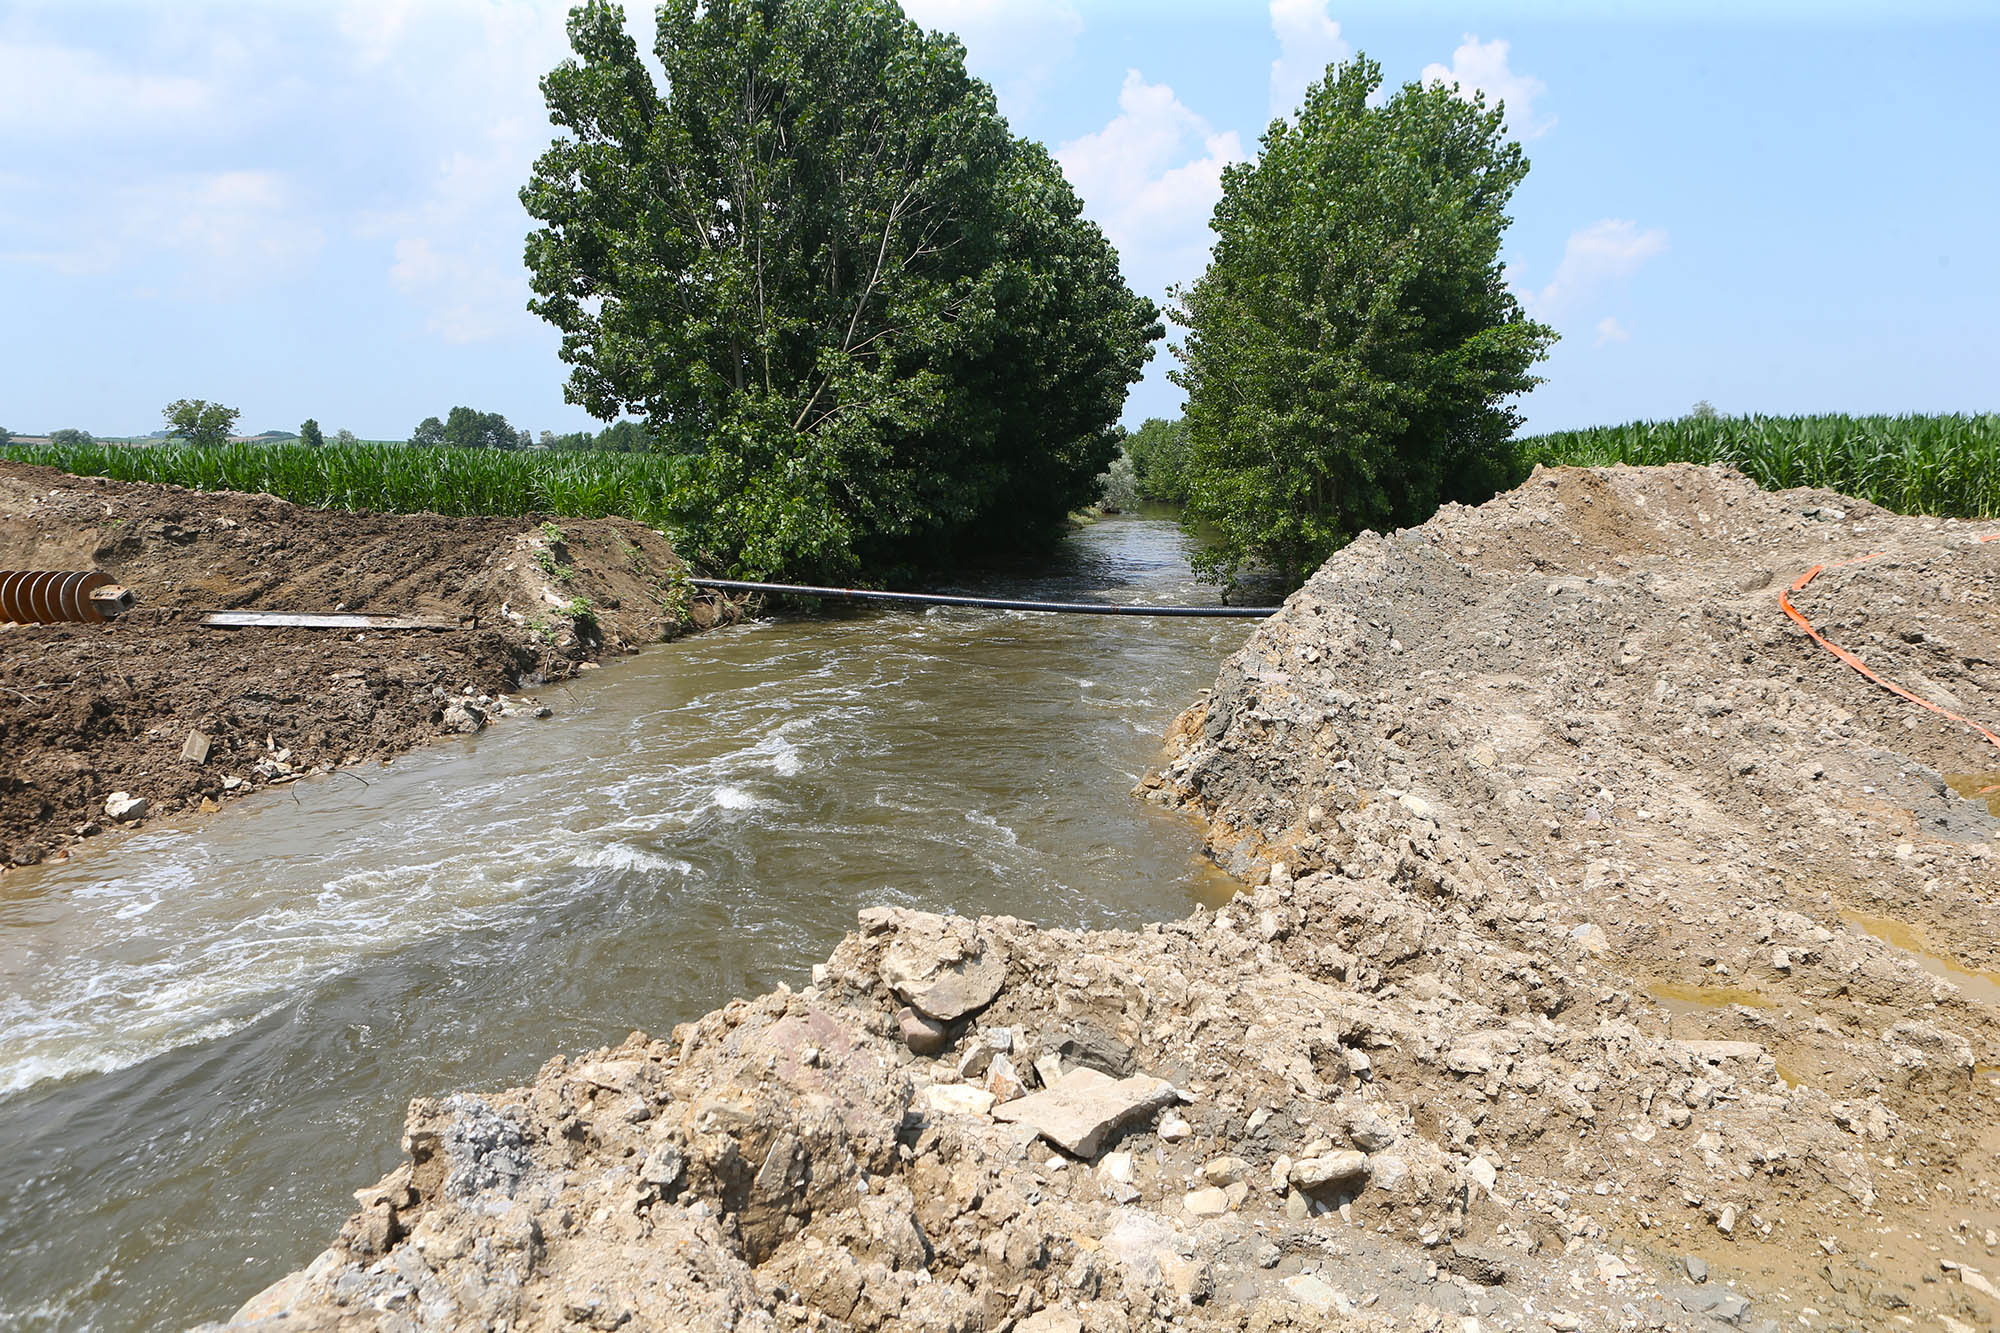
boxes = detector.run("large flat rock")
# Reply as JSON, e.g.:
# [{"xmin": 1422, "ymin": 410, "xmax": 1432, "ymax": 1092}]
[{"xmin": 992, "ymin": 1067, "xmax": 1182, "ymax": 1158}]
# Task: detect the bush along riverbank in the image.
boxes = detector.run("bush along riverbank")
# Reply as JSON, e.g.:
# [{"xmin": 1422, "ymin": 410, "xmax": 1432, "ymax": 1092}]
[
  {"xmin": 0, "ymin": 461, "xmax": 739, "ymax": 868},
  {"xmin": 211, "ymin": 464, "xmax": 2000, "ymax": 1332}
]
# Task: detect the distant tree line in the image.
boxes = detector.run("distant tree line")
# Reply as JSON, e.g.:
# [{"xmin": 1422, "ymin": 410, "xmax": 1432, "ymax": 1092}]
[
  {"xmin": 413, "ymin": 406, "xmax": 529, "ymax": 451},
  {"xmin": 535, "ymin": 420, "xmax": 663, "ymax": 452},
  {"xmin": 402, "ymin": 407, "xmax": 663, "ymax": 452},
  {"xmin": 1122, "ymin": 418, "xmax": 1193, "ymax": 504}
]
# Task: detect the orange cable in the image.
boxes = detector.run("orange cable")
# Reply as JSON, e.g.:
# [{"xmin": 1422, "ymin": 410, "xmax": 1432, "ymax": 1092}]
[{"xmin": 1779, "ymin": 539, "xmax": 2000, "ymax": 753}]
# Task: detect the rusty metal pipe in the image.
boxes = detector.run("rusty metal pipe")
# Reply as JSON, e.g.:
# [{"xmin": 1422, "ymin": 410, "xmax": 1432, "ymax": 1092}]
[{"xmin": 0, "ymin": 570, "xmax": 132, "ymax": 624}]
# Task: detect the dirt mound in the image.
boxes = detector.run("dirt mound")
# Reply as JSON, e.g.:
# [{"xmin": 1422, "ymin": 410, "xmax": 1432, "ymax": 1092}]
[
  {"xmin": 0, "ymin": 462, "xmax": 735, "ymax": 867},
  {"xmin": 1150, "ymin": 463, "xmax": 2000, "ymax": 1325},
  {"xmin": 198, "ymin": 465, "xmax": 2000, "ymax": 1332}
]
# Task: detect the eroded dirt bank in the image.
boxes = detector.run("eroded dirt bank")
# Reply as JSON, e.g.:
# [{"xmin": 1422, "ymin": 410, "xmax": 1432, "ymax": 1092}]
[
  {"xmin": 0, "ymin": 461, "xmax": 734, "ymax": 868},
  {"xmin": 210, "ymin": 466, "xmax": 1997, "ymax": 1332}
]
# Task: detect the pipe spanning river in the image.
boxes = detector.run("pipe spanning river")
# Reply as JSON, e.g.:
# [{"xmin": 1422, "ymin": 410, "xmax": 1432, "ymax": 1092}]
[{"xmin": 0, "ymin": 511, "xmax": 1251, "ymax": 1330}]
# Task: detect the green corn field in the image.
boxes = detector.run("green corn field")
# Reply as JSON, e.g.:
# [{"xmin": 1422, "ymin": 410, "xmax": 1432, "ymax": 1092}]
[
  {"xmin": 1516, "ymin": 413, "xmax": 2000, "ymax": 519},
  {"xmin": 6, "ymin": 414, "xmax": 1998, "ymax": 538},
  {"xmin": 0, "ymin": 438, "xmax": 701, "ymax": 537}
]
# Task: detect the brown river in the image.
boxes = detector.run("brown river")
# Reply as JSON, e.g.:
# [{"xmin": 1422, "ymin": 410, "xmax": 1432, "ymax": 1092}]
[{"xmin": 0, "ymin": 512, "xmax": 1253, "ymax": 1329}]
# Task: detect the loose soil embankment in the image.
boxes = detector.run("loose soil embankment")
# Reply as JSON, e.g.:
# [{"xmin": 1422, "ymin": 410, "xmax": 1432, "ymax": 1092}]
[
  {"xmin": 0, "ymin": 461, "xmax": 736, "ymax": 868},
  {"xmin": 176, "ymin": 464, "xmax": 2000, "ymax": 1331}
]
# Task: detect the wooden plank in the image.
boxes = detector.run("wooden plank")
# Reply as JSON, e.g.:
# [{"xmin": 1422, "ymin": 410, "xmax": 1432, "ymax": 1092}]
[{"xmin": 201, "ymin": 612, "xmax": 457, "ymax": 630}]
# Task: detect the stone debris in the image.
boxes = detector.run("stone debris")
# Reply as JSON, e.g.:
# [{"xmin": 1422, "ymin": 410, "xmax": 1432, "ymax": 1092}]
[
  {"xmin": 991, "ymin": 1067, "xmax": 1183, "ymax": 1159},
  {"xmin": 894, "ymin": 1004, "xmax": 951, "ymax": 1056},
  {"xmin": 1287, "ymin": 1150, "xmax": 1368, "ymax": 1192},
  {"xmin": 181, "ymin": 729, "xmax": 211, "ymax": 764},
  {"xmin": 102, "ymin": 791, "xmax": 147, "ymax": 822},
  {"xmin": 878, "ymin": 911, "xmax": 1008, "ymax": 1022},
  {"xmin": 923, "ymin": 1084, "xmax": 996, "ymax": 1118}
]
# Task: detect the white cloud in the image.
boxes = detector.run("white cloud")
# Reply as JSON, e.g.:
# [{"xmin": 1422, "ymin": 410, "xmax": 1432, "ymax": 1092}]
[
  {"xmin": 336, "ymin": 0, "xmax": 419, "ymax": 68},
  {"xmin": 1421, "ymin": 35, "xmax": 1553, "ymax": 140},
  {"xmin": 1532, "ymin": 218, "xmax": 1669, "ymax": 315},
  {"xmin": 336, "ymin": 1, "xmax": 577, "ymax": 342},
  {"xmin": 1268, "ymin": 0, "xmax": 1349, "ymax": 119},
  {"xmin": 3, "ymin": 170, "xmax": 324, "ymax": 286},
  {"xmin": 901, "ymin": 0, "xmax": 1083, "ymax": 118},
  {"xmin": 153, "ymin": 171, "xmax": 327, "ymax": 273},
  {"xmin": 1595, "ymin": 315, "xmax": 1631, "ymax": 345},
  {"xmin": 1057, "ymin": 71, "xmax": 1243, "ymax": 299},
  {"xmin": 389, "ymin": 237, "xmax": 511, "ymax": 343},
  {"xmin": 0, "ymin": 41, "xmax": 218, "ymax": 137}
]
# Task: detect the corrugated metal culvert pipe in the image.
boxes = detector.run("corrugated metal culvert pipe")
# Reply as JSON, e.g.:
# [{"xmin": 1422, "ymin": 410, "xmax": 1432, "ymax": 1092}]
[{"xmin": 0, "ymin": 571, "xmax": 134, "ymax": 625}]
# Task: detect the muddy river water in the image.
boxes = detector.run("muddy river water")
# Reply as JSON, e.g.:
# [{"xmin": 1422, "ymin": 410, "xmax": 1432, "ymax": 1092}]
[{"xmin": 0, "ymin": 513, "xmax": 1252, "ymax": 1330}]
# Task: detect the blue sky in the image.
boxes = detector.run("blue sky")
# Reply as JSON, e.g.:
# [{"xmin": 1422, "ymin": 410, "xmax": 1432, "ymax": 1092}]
[{"xmin": 2, "ymin": 0, "xmax": 1994, "ymax": 440}]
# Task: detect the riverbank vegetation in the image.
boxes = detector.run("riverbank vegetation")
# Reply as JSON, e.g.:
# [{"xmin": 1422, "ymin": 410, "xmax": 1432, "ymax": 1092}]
[
  {"xmin": 1170, "ymin": 57, "xmax": 1554, "ymax": 587},
  {"xmin": 1516, "ymin": 411, "xmax": 2000, "ymax": 518},
  {"xmin": 519, "ymin": 0, "xmax": 1157, "ymax": 582}
]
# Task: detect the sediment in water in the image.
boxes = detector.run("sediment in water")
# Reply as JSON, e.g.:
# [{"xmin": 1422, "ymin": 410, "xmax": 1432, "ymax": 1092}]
[{"xmin": 212, "ymin": 465, "xmax": 2000, "ymax": 1330}]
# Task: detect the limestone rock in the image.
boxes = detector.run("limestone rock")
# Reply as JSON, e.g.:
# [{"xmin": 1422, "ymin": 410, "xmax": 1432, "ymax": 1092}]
[
  {"xmin": 103, "ymin": 791, "xmax": 147, "ymax": 822},
  {"xmin": 1182, "ymin": 1186, "xmax": 1230, "ymax": 1217},
  {"xmin": 879, "ymin": 913, "xmax": 1008, "ymax": 1021},
  {"xmin": 1289, "ymin": 1150, "xmax": 1369, "ymax": 1192},
  {"xmin": 992, "ymin": 1067, "xmax": 1183, "ymax": 1158},
  {"xmin": 923, "ymin": 1084, "xmax": 996, "ymax": 1118}
]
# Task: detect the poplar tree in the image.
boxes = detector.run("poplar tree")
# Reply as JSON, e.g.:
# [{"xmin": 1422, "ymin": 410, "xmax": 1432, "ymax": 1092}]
[
  {"xmin": 522, "ymin": 0, "xmax": 1158, "ymax": 579},
  {"xmin": 1172, "ymin": 57, "xmax": 1555, "ymax": 587}
]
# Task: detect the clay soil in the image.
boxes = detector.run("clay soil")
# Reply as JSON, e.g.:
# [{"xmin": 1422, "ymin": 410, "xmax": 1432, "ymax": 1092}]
[{"xmin": 0, "ymin": 461, "xmax": 734, "ymax": 869}]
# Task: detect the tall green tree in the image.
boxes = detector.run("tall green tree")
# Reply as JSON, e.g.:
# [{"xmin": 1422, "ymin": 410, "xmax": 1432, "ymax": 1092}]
[
  {"xmin": 1171, "ymin": 57, "xmax": 1555, "ymax": 587},
  {"xmin": 410, "ymin": 408, "xmax": 521, "ymax": 449},
  {"xmin": 299, "ymin": 418, "xmax": 325, "ymax": 449},
  {"xmin": 522, "ymin": 0, "xmax": 1158, "ymax": 580},
  {"xmin": 1123, "ymin": 416, "xmax": 1193, "ymax": 504},
  {"xmin": 442, "ymin": 405, "xmax": 522, "ymax": 450},
  {"xmin": 164, "ymin": 399, "xmax": 242, "ymax": 448},
  {"xmin": 49, "ymin": 428, "xmax": 94, "ymax": 448}
]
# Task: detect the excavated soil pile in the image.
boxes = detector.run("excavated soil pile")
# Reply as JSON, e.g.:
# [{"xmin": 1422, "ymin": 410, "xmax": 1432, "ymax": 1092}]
[
  {"xmin": 210, "ymin": 466, "xmax": 1998, "ymax": 1332},
  {"xmin": 0, "ymin": 461, "xmax": 733, "ymax": 867}
]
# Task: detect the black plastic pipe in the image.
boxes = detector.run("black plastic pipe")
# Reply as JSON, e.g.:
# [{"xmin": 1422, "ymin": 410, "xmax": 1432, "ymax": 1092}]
[{"xmin": 689, "ymin": 578, "xmax": 1280, "ymax": 617}]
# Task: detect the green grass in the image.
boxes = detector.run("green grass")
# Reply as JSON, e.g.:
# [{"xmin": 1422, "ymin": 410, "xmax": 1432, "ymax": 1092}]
[
  {"xmin": 0, "ymin": 438, "xmax": 700, "ymax": 537},
  {"xmin": 1517, "ymin": 412, "xmax": 2000, "ymax": 519}
]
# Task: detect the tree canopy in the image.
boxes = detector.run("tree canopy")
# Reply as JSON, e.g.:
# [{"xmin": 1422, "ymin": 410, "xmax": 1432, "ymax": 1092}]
[
  {"xmin": 522, "ymin": 0, "xmax": 1158, "ymax": 580},
  {"xmin": 300, "ymin": 418, "xmax": 325, "ymax": 449},
  {"xmin": 412, "ymin": 407, "xmax": 526, "ymax": 450},
  {"xmin": 164, "ymin": 399, "xmax": 241, "ymax": 448},
  {"xmin": 1123, "ymin": 417, "xmax": 1193, "ymax": 505},
  {"xmin": 1171, "ymin": 57, "xmax": 1555, "ymax": 587}
]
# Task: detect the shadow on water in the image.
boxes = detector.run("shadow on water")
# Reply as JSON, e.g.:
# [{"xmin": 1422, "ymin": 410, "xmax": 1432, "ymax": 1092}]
[{"xmin": 0, "ymin": 514, "xmax": 1250, "ymax": 1330}]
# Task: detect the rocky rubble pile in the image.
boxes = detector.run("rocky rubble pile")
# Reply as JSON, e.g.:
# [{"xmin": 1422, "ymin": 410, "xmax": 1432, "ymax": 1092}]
[
  {"xmin": 211, "ymin": 882, "xmax": 1799, "ymax": 1332},
  {"xmin": 209, "ymin": 466, "xmax": 2000, "ymax": 1332}
]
